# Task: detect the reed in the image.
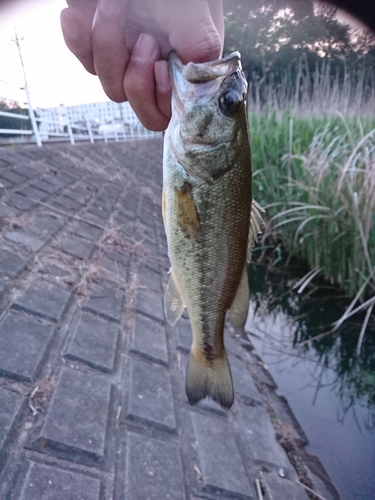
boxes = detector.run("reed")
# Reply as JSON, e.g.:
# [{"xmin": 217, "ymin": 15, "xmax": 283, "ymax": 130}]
[{"xmin": 249, "ymin": 65, "xmax": 375, "ymax": 312}]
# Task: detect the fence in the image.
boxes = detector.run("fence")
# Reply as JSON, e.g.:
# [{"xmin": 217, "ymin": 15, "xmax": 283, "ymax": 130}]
[{"xmin": 0, "ymin": 96, "xmax": 161, "ymax": 147}]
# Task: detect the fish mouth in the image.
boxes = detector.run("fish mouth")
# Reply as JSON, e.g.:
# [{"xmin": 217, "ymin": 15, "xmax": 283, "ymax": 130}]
[{"xmin": 168, "ymin": 51, "xmax": 242, "ymax": 107}]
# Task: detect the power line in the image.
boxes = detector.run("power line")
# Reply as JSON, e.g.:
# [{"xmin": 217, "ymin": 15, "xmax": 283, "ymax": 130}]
[{"xmin": 0, "ymin": 78, "xmax": 23, "ymax": 89}]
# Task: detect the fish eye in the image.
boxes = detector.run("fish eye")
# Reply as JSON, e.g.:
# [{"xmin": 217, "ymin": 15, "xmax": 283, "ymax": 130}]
[{"xmin": 218, "ymin": 90, "xmax": 242, "ymax": 117}]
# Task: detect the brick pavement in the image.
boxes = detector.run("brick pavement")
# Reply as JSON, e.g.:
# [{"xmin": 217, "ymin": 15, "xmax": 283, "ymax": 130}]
[{"xmin": 0, "ymin": 140, "xmax": 339, "ymax": 500}]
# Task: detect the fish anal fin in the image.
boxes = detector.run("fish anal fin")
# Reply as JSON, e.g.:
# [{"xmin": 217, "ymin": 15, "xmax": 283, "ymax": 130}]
[
  {"xmin": 185, "ymin": 349, "xmax": 234, "ymax": 409},
  {"xmin": 174, "ymin": 181, "xmax": 202, "ymax": 240},
  {"xmin": 164, "ymin": 271, "xmax": 185, "ymax": 325},
  {"xmin": 247, "ymin": 199, "xmax": 265, "ymax": 262},
  {"xmin": 229, "ymin": 265, "xmax": 249, "ymax": 330}
]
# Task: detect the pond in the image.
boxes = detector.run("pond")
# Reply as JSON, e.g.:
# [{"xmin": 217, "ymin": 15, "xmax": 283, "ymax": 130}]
[{"xmin": 245, "ymin": 254, "xmax": 375, "ymax": 500}]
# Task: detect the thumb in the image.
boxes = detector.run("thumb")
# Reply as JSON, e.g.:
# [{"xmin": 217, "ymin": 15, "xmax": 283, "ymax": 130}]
[{"xmin": 154, "ymin": 0, "xmax": 224, "ymax": 64}]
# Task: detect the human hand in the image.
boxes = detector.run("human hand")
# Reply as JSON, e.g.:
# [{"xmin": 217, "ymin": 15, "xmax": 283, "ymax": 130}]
[{"xmin": 60, "ymin": 0, "xmax": 224, "ymax": 131}]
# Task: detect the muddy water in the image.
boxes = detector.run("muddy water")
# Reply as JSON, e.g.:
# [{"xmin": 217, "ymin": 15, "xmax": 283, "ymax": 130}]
[{"xmin": 245, "ymin": 260, "xmax": 375, "ymax": 500}]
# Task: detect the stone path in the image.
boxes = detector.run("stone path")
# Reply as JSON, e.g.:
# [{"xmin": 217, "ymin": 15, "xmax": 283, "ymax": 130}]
[{"xmin": 0, "ymin": 140, "xmax": 339, "ymax": 500}]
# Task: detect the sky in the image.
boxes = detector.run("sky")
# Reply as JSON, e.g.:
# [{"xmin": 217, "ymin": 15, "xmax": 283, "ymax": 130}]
[
  {"xmin": 0, "ymin": 0, "xmax": 366, "ymax": 111},
  {"xmin": 0, "ymin": 0, "xmax": 109, "ymax": 109}
]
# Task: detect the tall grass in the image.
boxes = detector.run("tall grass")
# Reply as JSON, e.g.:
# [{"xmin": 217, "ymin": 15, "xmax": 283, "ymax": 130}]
[{"xmin": 249, "ymin": 65, "xmax": 375, "ymax": 320}]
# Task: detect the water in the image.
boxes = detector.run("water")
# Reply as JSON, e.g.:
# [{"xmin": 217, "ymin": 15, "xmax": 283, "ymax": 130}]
[{"xmin": 245, "ymin": 259, "xmax": 375, "ymax": 500}]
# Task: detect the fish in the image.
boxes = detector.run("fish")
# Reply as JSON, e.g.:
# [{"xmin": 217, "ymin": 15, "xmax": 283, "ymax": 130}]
[{"xmin": 162, "ymin": 51, "xmax": 264, "ymax": 409}]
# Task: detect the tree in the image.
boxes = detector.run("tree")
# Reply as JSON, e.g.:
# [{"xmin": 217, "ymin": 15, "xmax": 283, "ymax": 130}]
[{"xmin": 223, "ymin": 0, "xmax": 375, "ymax": 84}]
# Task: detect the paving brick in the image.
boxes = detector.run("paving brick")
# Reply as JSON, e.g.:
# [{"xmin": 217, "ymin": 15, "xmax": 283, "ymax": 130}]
[
  {"xmin": 5, "ymin": 228, "xmax": 48, "ymax": 252},
  {"xmin": 0, "ymin": 176, "xmax": 14, "ymax": 188},
  {"xmin": 30, "ymin": 178, "xmax": 60, "ymax": 194},
  {"xmin": 263, "ymin": 388, "xmax": 309, "ymax": 446},
  {"xmin": 83, "ymin": 283, "xmax": 123, "ymax": 322},
  {"xmin": 0, "ymin": 311, "xmax": 55, "ymax": 382},
  {"xmin": 258, "ymin": 469, "xmax": 308, "ymax": 500},
  {"xmin": 0, "ymin": 282, "xmax": 9, "ymax": 308},
  {"xmin": 12, "ymin": 277, "xmax": 72, "ymax": 323},
  {"xmin": 16, "ymin": 185, "xmax": 49, "ymax": 201},
  {"xmin": 126, "ymin": 358, "xmax": 176, "ymax": 432},
  {"xmin": 247, "ymin": 352, "xmax": 277, "ymax": 389},
  {"xmin": 43, "ymin": 175, "xmax": 66, "ymax": 188},
  {"xmin": 130, "ymin": 313, "xmax": 168, "ymax": 365},
  {"xmin": 145, "ymin": 257, "xmax": 160, "ymax": 274},
  {"xmin": 94, "ymin": 195, "xmax": 117, "ymax": 212},
  {"xmin": 121, "ymin": 192, "xmax": 139, "ymax": 213},
  {"xmin": 65, "ymin": 311, "xmax": 119, "ymax": 372},
  {"xmin": 0, "ymin": 387, "xmax": 24, "ymax": 452},
  {"xmin": 0, "ymin": 202, "xmax": 19, "ymax": 217},
  {"xmin": 53, "ymin": 196, "xmax": 83, "ymax": 212},
  {"xmin": 139, "ymin": 224, "xmax": 157, "ymax": 244},
  {"xmin": 138, "ymin": 264, "xmax": 161, "ymax": 292},
  {"xmin": 104, "ymin": 247, "xmax": 131, "ymax": 267},
  {"xmin": 64, "ymin": 188, "xmax": 90, "ymax": 204},
  {"xmin": 6, "ymin": 192, "xmax": 36, "ymax": 211},
  {"xmin": 14, "ymin": 165, "xmax": 41, "ymax": 179},
  {"xmin": 190, "ymin": 412, "xmax": 253, "ymax": 499},
  {"xmin": 98, "ymin": 252, "xmax": 128, "ymax": 282},
  {"xmin": 30, "ymin": 211, "xmax": 65, "ymax": 234},
  {"xmin": 134, "ymin": 289, "xmax": 164, "ymax": 322},
  {"xmin": 36, "ymin": 367, "xmax": 111, "ymax": 461},
  {"xmin": 228, "ymin": 355, "xmax": 262, "ymax": 404},
  {"xmin": 38, "ymin": 263, "xmax": 72, "ymax": 278},
  {"xmin": 0, "ymin": 248, "xmax": 32, "ymax": 279},
  {"xmin": 125, "ymin": 431, "xmax": 185, "ymax": 500},
  {"xmin": 72, "ymin": 220, "xmax": 103, "ymax": 241},
  {"xmin": 87, "ymin": 204, "xmax": 111, "ymax": 219},
  {"xmin": 58, "ymin": 233, "xmax": 96, "ymax": 260},
  {"xmin": 236, "ymin": 400, "xmax": 293, "ymax": 470},
  {"xmin": 176, "ymin": 318, "xmax": 192, "ymax": 354},
  {"xmin": 115, "ymin": 209, "xmax": 135, "ymax": 223},
  {"xmin": 20, "ymin": 462, "xmax": 101, "ymax": 500},
  {"xmin": 0, "ymin": 170, "xmax": 27, "ymax": 185}
]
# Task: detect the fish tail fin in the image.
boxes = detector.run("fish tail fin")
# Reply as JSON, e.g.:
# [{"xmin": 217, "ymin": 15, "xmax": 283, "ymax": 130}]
[{"xmin": 185, "ymin": 351, "xmax": 234, "ymax": 409}]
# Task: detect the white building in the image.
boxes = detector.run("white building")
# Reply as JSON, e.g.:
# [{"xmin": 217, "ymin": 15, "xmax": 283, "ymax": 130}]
[{"xmin": 36, "ymin": 101, "xmax": 160, "ymax": 141}]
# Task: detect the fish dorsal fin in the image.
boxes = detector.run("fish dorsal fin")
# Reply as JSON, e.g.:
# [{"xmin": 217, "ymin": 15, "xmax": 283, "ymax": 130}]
[
  {"xmin": 164, "ymin": 271, "xmax": 185, "ymax": 325},
  {"xmin": 247, "ymin": 199, "xmax": 265, "ymax": 262},
  {"xmin": 229, "ymin": 264, "xmax": 250, "ymax": 330}
]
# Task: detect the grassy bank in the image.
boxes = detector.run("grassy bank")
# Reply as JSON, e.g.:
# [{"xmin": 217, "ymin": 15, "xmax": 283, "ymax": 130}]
[{"xmin": 248, "ymin": 73, "xmax": 375, "ymax": 325}]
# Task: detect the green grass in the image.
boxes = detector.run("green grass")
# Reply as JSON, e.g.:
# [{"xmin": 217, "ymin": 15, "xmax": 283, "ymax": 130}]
[{"xmin": 250, "ymin": 108, "xmax": 375, "ymax": 305}]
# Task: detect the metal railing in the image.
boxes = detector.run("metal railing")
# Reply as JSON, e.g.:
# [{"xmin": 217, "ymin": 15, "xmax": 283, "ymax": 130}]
[{"xmin": 0, "ymin": 97, "xmax": 161, "ymax": 147}]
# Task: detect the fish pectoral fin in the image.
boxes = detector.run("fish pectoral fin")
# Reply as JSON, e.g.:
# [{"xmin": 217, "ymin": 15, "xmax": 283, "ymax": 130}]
[
  {"xmin": 229, "ymin": 264, "xmax": 249, "ymax": 330},
  {"xmin": 174, "ymin": 181, "xmax": 202, "ymax": 240},
  {"xmin": 247, "ymin": 199, "xmax": 265, "ymax": 262},
  {"xmin": 164, "ymin": 272, "xmax": 185, "ymax": 325},
  {"xmin": 185, "ymin": 349, "xmax": 234, "ymax": 410}
]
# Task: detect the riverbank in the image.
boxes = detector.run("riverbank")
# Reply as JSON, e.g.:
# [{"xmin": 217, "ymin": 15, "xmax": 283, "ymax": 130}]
[{"xmin": 0, "ymin": 139, "xmax": 339, "ymax": 499}]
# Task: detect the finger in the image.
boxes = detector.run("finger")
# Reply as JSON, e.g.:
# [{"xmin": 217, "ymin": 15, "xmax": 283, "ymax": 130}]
[
  {"xmin": 208, "ymin": 0, "xmax": 225, "ymax": 50},
  {"xmin": 124, "ymin": 34, "xmax": 169, "ymax": 131},
  {"xmin": 60, "ymin": 5, "xmax": 97, "ymax": 74},
  {"xmin": 150, "ymin": 0, "xmax": 223, "ymax": 64},
  {"xmin": 91, "ymin": 0, "xmax": 130, "ymax": 102},
  {"xmin": 154, "ymin": 60, "xmax": 172, "ymax": 121}
]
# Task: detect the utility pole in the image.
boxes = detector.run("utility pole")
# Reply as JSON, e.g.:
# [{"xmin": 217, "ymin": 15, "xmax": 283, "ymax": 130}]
[{"xmin": 13, "ymin": 29, "xmax": 42, "ymax": 147}]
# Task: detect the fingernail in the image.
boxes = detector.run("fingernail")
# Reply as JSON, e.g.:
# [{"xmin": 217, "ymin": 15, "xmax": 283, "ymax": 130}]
[
  {"xmin": 155, "ymin": 60, "xmax": 171, "ymax": 94},
  {"xmin": 133, "ymin": 33, "xmax": 159, "ymax": 63}
]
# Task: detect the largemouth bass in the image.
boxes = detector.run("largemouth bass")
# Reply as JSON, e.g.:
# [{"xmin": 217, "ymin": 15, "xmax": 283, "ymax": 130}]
[{"xmin": 162, "ymin": 51, "xmax": 263, "ymax": 409}]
